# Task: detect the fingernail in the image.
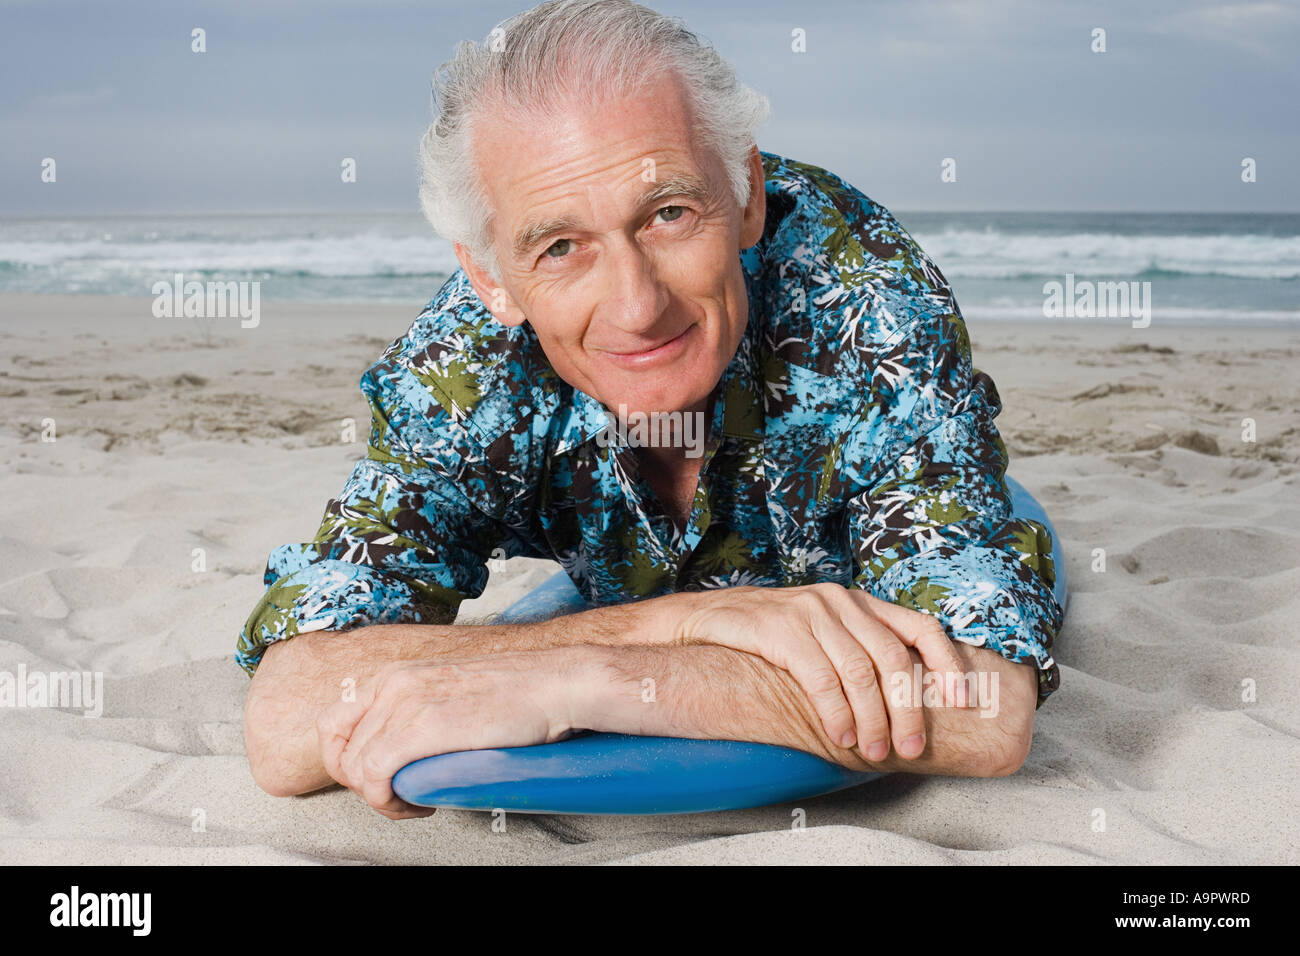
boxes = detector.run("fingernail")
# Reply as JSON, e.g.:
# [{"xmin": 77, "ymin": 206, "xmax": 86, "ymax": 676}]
[
  {"xmin": 839, "ymin": 730, "xmax": 857, "ymax": 749},
  {"xmin": 867, "ymin": 740, "xmax": 889, "ymax": 761},
  {"xmin": 901, "ymin": 733, "xmax": 925, "ymax": 757}
]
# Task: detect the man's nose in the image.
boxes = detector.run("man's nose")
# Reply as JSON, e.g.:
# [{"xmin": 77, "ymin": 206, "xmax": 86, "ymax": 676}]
[{"xmin": 597, "ymin": 237, "xmax": 670, "ymax": 335}]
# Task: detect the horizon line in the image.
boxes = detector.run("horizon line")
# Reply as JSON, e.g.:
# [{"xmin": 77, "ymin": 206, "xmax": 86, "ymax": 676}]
[{"xmin": 2, "ymin": 207, "xmax": 1298, "ymax": 220}]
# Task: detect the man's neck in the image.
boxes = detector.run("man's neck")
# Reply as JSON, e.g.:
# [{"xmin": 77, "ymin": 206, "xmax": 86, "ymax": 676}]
[{"xmin": 631, "ymin": 393, "xmax": 714, "ymax": 529}]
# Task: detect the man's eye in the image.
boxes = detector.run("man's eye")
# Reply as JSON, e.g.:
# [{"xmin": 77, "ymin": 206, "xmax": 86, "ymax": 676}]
[{"xmin": 541, "ymin": 209, "xmax": 684, "ymax": 262}]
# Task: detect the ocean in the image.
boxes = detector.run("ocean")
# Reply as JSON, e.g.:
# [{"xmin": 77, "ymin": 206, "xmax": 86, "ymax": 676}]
[{"xmin": 1, "ymin": 211, "xmax": 1296, "ymax": 326}]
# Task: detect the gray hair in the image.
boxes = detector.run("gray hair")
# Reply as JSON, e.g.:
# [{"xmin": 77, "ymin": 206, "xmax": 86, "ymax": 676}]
[{"xmin": 417, "ymin": 0, "xmax": 771, "ymax": 284}]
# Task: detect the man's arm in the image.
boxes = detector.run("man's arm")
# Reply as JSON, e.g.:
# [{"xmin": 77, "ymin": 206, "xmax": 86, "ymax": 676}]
[
  {"xmin": 252, "ymin": 577, "xmax": 1032, "ymax": 802},
  {"xmin": 576, "ymin": 640, "xmax": 1036, "ymax": 776},
  {"xmin": 769, "ymin": 173, "xmax": 1062, "ymax": 706},
  {"xmin": 313, "ymin": 631, "xmax": 1038, "ymax": 817},
  {"xmin": 844, "ymin": 306, "xmax": 1063, "ymax": 707},
  {"xmin": 244, "ymin": 597, "xmax": 674, "ymax": 797},
  {"xmin": 837, "ymin": 255, "xmax": 1063, "ymax": 706}
]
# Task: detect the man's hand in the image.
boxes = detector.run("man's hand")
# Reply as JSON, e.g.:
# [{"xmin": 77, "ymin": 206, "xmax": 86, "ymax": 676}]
[
  {"xmin": 576, "ymin": 637, "xmax": 1037, "ymax": 777},
  {"xmin": 248, "ymin": 584, "xmax": 1005, "ymax": 804},
  {"xmin": 666, "ymin": 583, "xmax": 972, "ymax": 763},
  {"xmin": 316, "ymin": 649, "xmax": 579, "ymax": 819},
  {"xmin": 308, "ymin": 623, "xmax": 1035, "ymax": 820}
]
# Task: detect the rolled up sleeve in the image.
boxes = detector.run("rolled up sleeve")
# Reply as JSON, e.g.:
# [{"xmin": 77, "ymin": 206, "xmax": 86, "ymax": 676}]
[
  {"xmin": 845, "ymin": 309, "xmax": 1063, "ymax": 705},
  {"xmin": 235, "ymin": 366, "xmax": 503, "ymax": 676}
]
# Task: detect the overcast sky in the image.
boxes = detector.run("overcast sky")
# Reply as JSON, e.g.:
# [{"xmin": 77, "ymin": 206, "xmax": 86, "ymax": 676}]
[{"xmin": 1, "ymin": 0, "xmax": 1296, "ymax": 215}]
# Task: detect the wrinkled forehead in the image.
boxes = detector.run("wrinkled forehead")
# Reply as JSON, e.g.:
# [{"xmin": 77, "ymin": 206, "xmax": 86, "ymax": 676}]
[{"xmin": 470, "ymin": 73, "xmax": 725, "ymax": 242}]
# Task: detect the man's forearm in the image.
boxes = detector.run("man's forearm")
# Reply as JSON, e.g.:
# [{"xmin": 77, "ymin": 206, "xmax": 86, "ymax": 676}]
[
  {"xmin": 568, "ymin": 640, "xmax": 1038, "ymax": 776},
  {"xmin": 243, "ymin": 598, "xmax": 683, "ymax": 795},
  {"xmin": 244, "ymin": 591, "xmax": 1038, "ymax": 797}
]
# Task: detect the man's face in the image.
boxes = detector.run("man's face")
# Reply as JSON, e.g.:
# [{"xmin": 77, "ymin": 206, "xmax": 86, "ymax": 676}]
[{"xmin": 456, "ymin": 71, "xmax": 766, "ymax": 420}]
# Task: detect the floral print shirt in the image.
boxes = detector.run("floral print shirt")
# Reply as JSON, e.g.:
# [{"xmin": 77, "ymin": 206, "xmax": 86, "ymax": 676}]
[{"xmin": 236, "ymin": 150, "xmax": 1063, "ymax": 705}]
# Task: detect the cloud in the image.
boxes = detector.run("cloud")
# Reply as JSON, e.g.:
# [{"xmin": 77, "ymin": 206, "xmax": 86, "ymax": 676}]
[
  {"xmin": 29, "ymin": 85, "xmax": 115, "ymax": 110},
  {"xmin": 1151, "ymin": 1, "xmax": 1299, "ymax": 58}
]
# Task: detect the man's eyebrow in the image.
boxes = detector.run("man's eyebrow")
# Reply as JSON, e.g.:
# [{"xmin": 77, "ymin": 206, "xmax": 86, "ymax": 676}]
[
  {"xmin": 512, "ymin": 214, "xmax": 583, "ymax": 261},
  {"xmin": 635, "ymin": 173, "xmax": 716, "ymax": 211},
  {"xmin": 510, "ymin": 174, "xmax": 718, "ymax": 260}
]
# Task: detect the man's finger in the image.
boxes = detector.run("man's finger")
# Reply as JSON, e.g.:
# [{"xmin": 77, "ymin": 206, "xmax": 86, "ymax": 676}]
[
  {"xmin": 374, "ymin": 802, "xmax": 437, "ymax": 820},
  {"xmin": 839, "ymin": 610, "xmax": 927, "ymax": 759},
  {"xmin": 805, "ymin": 618, "xmax": 892, "ymax": 762},
  {"xmin": 336, "ymin": 691, "xmax": 405, "ymax": 808},
  {"xmin": 317, "ymin": 699, "xmax": 369, "ymax": 788},
  {"xmin": 771, "ymin": 637, "xmax": 858, "ymax": 749},
  {"xmin": 858, "ymin": 592, "xmax": 971, "ymax": 708},
  {"xmin": 318, "ymin": 700, "xmax": 436, "ymax": 818}
]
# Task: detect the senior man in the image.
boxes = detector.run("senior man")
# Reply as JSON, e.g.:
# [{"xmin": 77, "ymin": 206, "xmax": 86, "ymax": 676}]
[{"xmin": 238, "ymin": 0, "xmax": 1061, "ymax": 818}]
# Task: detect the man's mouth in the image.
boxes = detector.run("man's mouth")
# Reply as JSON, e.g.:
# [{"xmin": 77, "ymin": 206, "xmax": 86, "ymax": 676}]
[{"xmin": 601, "ymin": 325, "xmax": 695, "ymax": 367}]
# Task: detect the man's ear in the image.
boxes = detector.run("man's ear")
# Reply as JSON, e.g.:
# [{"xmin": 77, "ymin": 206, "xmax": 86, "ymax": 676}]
[
  {"xmin": 738, "ymin": 144, "xmax": 767, "ymax": 251},
  {"xmin": 453, "ymin": 242, "xmax": 527, "ymax": 327}
]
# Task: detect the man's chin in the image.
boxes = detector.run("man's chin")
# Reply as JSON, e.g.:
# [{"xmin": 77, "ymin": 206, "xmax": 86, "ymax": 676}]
[
  {"xmin": 595, "ymin": 366, "xmax": 721, "ymax": 417},
  {"xmin": 600, "ymin": 387, "xmax": 713, "ymax": 418}
]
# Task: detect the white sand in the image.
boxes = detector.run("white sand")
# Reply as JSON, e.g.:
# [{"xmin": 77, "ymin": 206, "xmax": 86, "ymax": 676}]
[{"xmin": 1, "ymin": 292, "xmax": 1296, "ymax": 865}]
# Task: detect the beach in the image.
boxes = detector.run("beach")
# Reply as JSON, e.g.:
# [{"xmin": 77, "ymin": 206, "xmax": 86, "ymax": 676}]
[{"xmin": 0, "ymin": 291, "xmax": 1296, "ymax": 865}]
